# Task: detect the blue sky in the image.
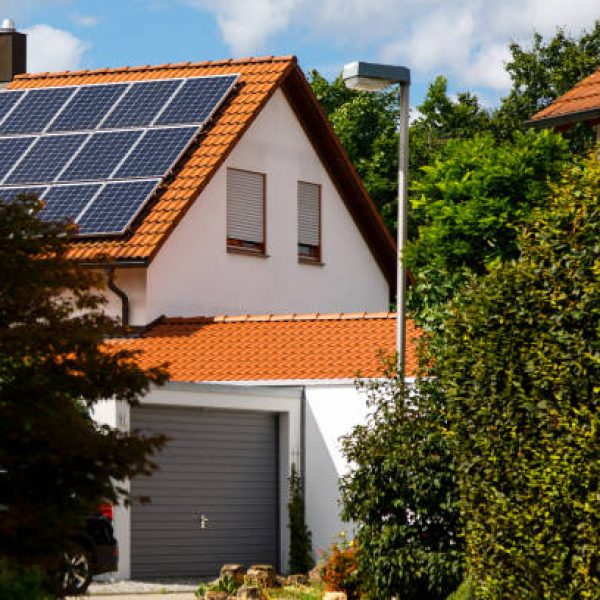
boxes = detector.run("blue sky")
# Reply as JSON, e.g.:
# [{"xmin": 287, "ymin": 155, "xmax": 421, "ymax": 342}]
[{"xmin": 5, "ymin": 0, "xmax": 599, "ymax": 108}]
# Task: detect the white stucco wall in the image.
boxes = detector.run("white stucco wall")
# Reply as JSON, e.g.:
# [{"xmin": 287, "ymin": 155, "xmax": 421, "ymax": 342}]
[
  {"xmin": 304, "ymin": 383, "xmax": 369, "ymax": 556},
  {"xmin": 145, "ymin": 89, "xmax": 389, "ymax": 320},
  {"xmin": 100, "ymin": 268, "xmax": 148, "ymax": 327}
]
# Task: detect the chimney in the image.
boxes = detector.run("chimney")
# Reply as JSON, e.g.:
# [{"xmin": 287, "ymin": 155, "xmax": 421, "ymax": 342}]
[{"xmin": 0, "ymin": 19, "xmax": 26, "ymax": 84}]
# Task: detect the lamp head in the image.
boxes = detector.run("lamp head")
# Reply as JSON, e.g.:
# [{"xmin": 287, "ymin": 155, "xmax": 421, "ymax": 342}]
[{"xmin": 343, "ymin": 61, "xmax": 410, "ymax": 92}]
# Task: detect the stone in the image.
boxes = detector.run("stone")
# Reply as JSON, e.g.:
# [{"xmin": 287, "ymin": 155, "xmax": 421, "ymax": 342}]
[
  {"xmin": 220, "ymin": 564, "xmax": 246, "ymax": 586},
  {"xmin": 237, "ymin": 584, "xmax": 264, "ymax": 600},
  {"xmin": 284, "ymin": 574, "xmax": 309, "ymax": 586},
  {"xmin": 308, "ymin": 565, "xmax": 322, "ymax": 584},
  {"xmin": 246, "ymin": 565, "xmax": 276, "ymax": 588},
  {"xmin": 204, "ymin": 592, "xmax": 229, "ymax": 600},
  {"xmin": 323, "ymin": 593, "xmax": 347, "ymax": 600}
]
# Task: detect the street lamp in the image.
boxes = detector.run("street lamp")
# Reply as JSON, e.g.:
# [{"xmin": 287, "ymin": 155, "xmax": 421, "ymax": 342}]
[{"xmin": 342, "ymin": 61, "xmax": 411, "ymax": 379}]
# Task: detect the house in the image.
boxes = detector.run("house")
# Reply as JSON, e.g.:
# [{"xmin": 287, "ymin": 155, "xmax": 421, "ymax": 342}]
[
  {"xmin": 0, "ymin": 24, "xmax": 417, "ymax": 580},
  {"xmin": 528, "ymin": 66, "xmax": 600, "ymax": 140}
]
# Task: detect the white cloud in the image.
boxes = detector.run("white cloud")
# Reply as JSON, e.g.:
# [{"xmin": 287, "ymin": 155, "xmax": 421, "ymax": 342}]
[
  {"xmin": 70, "ymin": 14, "xmax": 100, "ymax": 27},
  {"xmin": 24, "ymin": 24, "xmax": 90, "ymax": 73},
  {"xmin": 188, "ymin": 0, "xmax": 599, "ymax": 94}
]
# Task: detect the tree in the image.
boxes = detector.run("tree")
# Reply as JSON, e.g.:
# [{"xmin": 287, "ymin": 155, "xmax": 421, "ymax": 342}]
[
  {"xmin": 406, "ymin": 128, "xmax": 570, "ymax": 327},
  {"xmin": 0, "ymin": 194, "xmax": 168, "ymax": 574},
  {"xmin": 340, "ymin": 363, "xmax": 464, "ymax": 600},
  {"xmin": 287, "ymin": 464, "xmax": 314, "ymax": 574},
  {"xmin": 439, "ymin": 155, "xmax": 600, "ymax": 599},
  {"xmin": 492, "ymin": 22, "xmax": 600, "ymax": 145}
]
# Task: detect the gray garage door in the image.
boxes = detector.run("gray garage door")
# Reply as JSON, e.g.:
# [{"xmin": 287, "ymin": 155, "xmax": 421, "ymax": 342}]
[{"xmin": 131, "ymin": 406, "xmax": 279, "ymax": 579}]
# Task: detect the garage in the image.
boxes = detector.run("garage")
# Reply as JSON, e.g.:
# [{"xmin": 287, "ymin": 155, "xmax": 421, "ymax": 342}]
[{"xmin": 130, "ymin": 405, "xmax": 279, "ymax": 579}]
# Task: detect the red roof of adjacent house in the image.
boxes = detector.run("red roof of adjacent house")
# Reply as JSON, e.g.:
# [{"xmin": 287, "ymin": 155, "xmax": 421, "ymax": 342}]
[
  {"xmin": 530, "ymin": 67, "xmax": 600, "ymax": 127},
  {"xmin": 10, "ymin": 57, "xmax": 396, "ymax": 289},
  {"xmin": 110, "ymin": 312, "xmax": 420, "ymax": 382}
]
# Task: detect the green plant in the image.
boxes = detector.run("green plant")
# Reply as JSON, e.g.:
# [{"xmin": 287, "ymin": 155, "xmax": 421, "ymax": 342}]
[
  {"xmin": 288, "ymin": 463, "xmax": 314, "ymax": 574},
  {"xmin": 196, "ymin": 575, "xmax": 239, "ymax": 598},
  {"xmin": 440, "ymin": 155, "xmax": 600, "ymax": 598},
  {"xmin": 446, "ymin": 578, "xmax": 475, "ymax": 600},
  {"xmin": 340, "ymin": 362, "xmax": 464, "ymax": 600},
  {"xmin": 319, "ymin": 534, "xmax": 360, "ymax": 600},
  {"xmin": 0, "ymin": 559, "xmax": 54, "ymax": 600}
]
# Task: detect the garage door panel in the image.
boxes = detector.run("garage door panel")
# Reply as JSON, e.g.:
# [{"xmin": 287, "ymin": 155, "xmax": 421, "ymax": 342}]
[{"xmin": 131, "ymin": 406, "xmax": 279, "ymax": 579}]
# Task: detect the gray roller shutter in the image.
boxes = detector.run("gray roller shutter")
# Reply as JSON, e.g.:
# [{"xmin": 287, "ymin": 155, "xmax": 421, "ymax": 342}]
[
  {"xmin": 298, "ymin": 181, "xmax": 320, "ymax": 247},
  {"xmin": 227, "ymin": 168, "xmax": 265, "ymax": 244},
  {"xmin": 131, "ymin": 406, "xmax": 279, "ymax": 579}
]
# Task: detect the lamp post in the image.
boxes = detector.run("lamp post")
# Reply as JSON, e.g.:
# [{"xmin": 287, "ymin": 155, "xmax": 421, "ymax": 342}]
[{"xmin": 342, "ymin": 61, "xmax": 411, "ymax": 379}]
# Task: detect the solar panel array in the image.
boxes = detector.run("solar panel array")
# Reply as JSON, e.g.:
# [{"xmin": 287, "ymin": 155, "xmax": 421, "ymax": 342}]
[{"xmin": 0, "ymin": 74, "xmax": 237, "ymax": 235}]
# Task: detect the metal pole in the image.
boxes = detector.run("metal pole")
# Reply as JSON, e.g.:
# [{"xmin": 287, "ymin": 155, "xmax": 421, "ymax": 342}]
[{"xmin": 397, "ymin": 81, "xmax": 409, "ymax": 379}]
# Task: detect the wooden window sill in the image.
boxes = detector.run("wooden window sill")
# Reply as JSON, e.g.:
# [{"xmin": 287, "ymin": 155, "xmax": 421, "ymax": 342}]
[
  {"xmin": 227, "ymin": 246, "xmax": 269, "ymax": 258},
  {"xmin": 298, "ymin": 256, "xmax": 324, "ymax": 266}
]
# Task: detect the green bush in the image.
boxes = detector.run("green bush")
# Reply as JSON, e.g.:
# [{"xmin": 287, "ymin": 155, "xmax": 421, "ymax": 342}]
[
  {"xmin": 288, "ymin": 464, "xmax": 314, "ymax": 574},
  {"xmin": 440, "ymin": 155, "xmax": 600, "ymax": 598},
  {"xmin": 0, "ymin": 559, "xmax": 54, "ymax": 600},
  {"xmin": 446, "ymin": 578, "xmax": 475, "ymax": 600}
]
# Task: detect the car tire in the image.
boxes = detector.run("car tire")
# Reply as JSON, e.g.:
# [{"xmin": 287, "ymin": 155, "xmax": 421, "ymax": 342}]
[{"xmin": 58, "ymin": 543, "xmax": 94, "ymax": 597}]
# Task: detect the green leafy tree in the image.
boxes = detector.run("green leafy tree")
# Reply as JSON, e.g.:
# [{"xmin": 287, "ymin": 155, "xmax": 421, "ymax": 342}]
[
  {"xmin": 0, "ymin": 195, "xmax": 168, "ymax": 575},
  {"xmin": 406, "ymin": 128, "xmax": 570, "ymax": 327},
  {"xmin": 340, "ymin": 363, "xmax": 464, "ymax": 600},
  {"xmin": 493, "ymin": 22, "xmax": 600, "ymax": 144},
  {"xmin": 288, "ymin": 463, "xmax": 314, "ymax": 574},
  {"xmin": 439, "ymin": 155, "xmax": 600, "ymax": 599}
]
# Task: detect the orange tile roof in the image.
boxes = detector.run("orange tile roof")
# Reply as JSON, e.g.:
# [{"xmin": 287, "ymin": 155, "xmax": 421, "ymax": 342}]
[
  {"xmin": 530, "ymin": 67, "xmax": 600, "ymax": 126},
  {"xmin": 110, "ymin": 313, "xmax": 420, "ymax": 382},
  {"xmin": 8, "ymin": 57, "xmax": 397, "ymax": 289},
  {"xmin": 9, "ymin": 57, "xmax": 294, "ymax": 263}
]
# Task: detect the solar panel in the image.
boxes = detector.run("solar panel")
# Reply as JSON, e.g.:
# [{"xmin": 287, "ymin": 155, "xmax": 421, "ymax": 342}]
[
  {"xmin": 77, "ymin": 180, "xmax": 159, "ymax": 235},
  {"xmin": 114, "ymin": 126, "xmax": 197, "ymax": 179},
  {"xmin": 0, "ymin": 186, "xmax": 46, "ymax": 204},
  {"xmin": 60, "ymin": 130, "xmax": 142, "ymax": 182},
  {"xmin": 0, "ymin": 91, "xmax": 24, "ymax": 124},
  {"xmin": 40, "ymin": 183, "xmax": 101, "ymax": 223},
  {"xmin": 0, "ymin": 87, "xmax": 75, "ymax": 134},
  {"xmin": 0, "ymin": 74, "xmax": 239, "ymax": 236},
  {"xmin": 0, "ymin": 136, "xmax": 37, "ymax": 181},
  {"xmin": 101, "ymin": 80, "xmax": 181, "ymax": 129},
  {"xmin": 7, "ymin": 134, "xmax": 87, "ymax": 185},
  {"xmin": 49, "ymin": 84, "xmax": 128, "ymax": 132},
  {"xmin": 156, "ymin": 75, "xmax": 237, "ymax": 126}
]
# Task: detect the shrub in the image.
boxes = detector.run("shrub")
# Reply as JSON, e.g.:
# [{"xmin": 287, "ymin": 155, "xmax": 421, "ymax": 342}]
[
  {"xmin": 440, "ymin": 155, "xmax": 600, "ymax": 598},
  {"xmin": 288, "ymin": 464, "xmax": 314, "ymax": 574},
  {"xmin": 319, "ymin": 535, "xmax": 360, "ymax": 599},
  {"xmin": 0, "ymin": 559, "xmax": 53, "ymax": 600}
]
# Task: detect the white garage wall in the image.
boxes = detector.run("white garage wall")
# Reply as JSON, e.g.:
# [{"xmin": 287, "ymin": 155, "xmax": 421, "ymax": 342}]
[{"xmin": 304, "ymin": 384, "xmax": 369, "ymax": 557}]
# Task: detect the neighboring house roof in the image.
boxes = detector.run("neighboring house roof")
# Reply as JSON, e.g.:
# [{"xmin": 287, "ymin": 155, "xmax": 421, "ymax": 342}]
[
  {"xmin": 111, "ymin": 312, "xmax": 420, "ymax": 381},
  {"xmin": 529, "ymin": 67, "xmax": 600, "ymax": 128},
  {"xmin": 10, "ymin": 56, "xmax": 396, "ymax": 289}
]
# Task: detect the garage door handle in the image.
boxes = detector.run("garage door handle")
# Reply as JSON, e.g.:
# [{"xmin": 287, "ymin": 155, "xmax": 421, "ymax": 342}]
[{"xmin": 198, "ymin": 514, "xmax": 209, "ymax": 529}]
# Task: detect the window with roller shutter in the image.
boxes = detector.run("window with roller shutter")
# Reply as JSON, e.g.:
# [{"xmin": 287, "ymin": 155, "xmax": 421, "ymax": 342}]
[
  {"xmin": 227, "ymin": 167, "xmax": 266, "ymax": 254},
  {"xmin": 297, "ymin": 180, "xmax": 321, "ymax": 261}
]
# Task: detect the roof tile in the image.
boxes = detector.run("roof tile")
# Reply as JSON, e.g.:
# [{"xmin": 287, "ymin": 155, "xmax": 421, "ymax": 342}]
[{"xmin": 110, "ymin": 312, "xmax": 419, "ymax": 381}]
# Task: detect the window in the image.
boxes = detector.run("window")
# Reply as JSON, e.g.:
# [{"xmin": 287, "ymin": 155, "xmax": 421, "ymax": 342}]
[
  {"xmin": 297, "ymin": 181, "xmax": 321, "ymax": 261},
  {"xmin": 227, "ymin": 167, "xmax": 265, "ymax": 254}
]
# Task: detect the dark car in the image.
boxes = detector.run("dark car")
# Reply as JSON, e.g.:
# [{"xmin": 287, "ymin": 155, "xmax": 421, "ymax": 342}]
[{"xmin": 57, "ymin": 505, "xmax": 118, "ymax": 596}]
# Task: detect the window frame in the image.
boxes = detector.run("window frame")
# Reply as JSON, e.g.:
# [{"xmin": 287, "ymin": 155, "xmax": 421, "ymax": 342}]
[
  {"xmin": 297, "ymin": 180, "xmax": 322, "ymax": 264},
  {"xmin": 226, "ymin": 167, "xmax": 267, "ymax": 256}
]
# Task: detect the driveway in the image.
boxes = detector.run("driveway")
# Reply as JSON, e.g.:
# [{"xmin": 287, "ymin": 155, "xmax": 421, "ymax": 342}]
[{"xmin": 67, "ymin": 580, "xmax": 199, "ymax": 599}]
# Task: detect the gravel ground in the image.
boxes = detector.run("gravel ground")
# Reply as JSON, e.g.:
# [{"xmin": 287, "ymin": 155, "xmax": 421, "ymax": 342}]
[{"xmin": 67, "ymin": 579, "xmax": 199, "ymax": 597}]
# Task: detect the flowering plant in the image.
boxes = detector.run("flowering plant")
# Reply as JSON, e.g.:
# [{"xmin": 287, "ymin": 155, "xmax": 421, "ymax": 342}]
[{"xmin": 319, "ymin": 533, "xmax": 360, "ymax": 599}]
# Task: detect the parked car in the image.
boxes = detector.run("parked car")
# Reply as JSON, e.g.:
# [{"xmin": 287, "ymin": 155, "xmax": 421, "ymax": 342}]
[{"xmin": 57, "ymin": 505, "xmax": 118, "ymax": 596}]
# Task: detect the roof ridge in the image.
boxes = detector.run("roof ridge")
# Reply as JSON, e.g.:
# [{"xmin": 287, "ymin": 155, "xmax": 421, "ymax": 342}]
[
  {"xmin": 15, "ymin": 55, "xmax": 297, "ymax": 81},
  {"xmin": 160, "ymin": 312, "xmax": 397, "ymax": 325}
]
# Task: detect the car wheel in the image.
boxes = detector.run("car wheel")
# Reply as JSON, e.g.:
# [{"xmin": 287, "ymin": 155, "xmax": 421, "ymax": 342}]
[{"xmin": 59, "ymin": 544, "xmax": 94, "ymax": 596}]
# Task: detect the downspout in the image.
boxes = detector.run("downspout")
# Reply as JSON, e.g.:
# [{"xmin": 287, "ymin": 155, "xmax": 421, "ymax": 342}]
[{"xmin": 105, "ymin": 267, "xmax": 130, "ymax": 328}]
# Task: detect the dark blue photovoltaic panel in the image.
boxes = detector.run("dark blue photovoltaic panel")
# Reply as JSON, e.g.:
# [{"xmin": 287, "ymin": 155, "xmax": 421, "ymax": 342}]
[
  {"xmin": 77, "ymin": 180, "xmax": 158, "ymax": 235},
  {"xmin": 0, "ymin": 87, "xmax": 74, "ymax": 134},
  {"xmin": 156, "ymin": 75, "xmax": 236, "ymax": 125},
  {"xmin": 0, "ymin": 91, "xmax": 24, "ymax": 123},
  {"xmin": 49, "ymin": 84, "xmax": 128, "ymax": 132},
  {"xmin": 7, "ymin": 134, "xmax": 86, "ymax": 184},
  {"xmin": 0, "ymin": 136, "xmax": 37, "ymax": 180},
  {"xmin": 0, "ymin": 186, "xmax": 46, "ymax": 204},
  {"xmin": 115, "ymin": 127, "xmax": 197, "ymax": 179},
  {"xmin": 40, "ymin": 184, "xmax": 101, "ymax": 223},
  {"xmin": 60, "ymin": 130, "xmax": 142, "ymax": 182},
  {"xmin": 101, "ymin": 80, "xmax": 180, "ymax": 129}
]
